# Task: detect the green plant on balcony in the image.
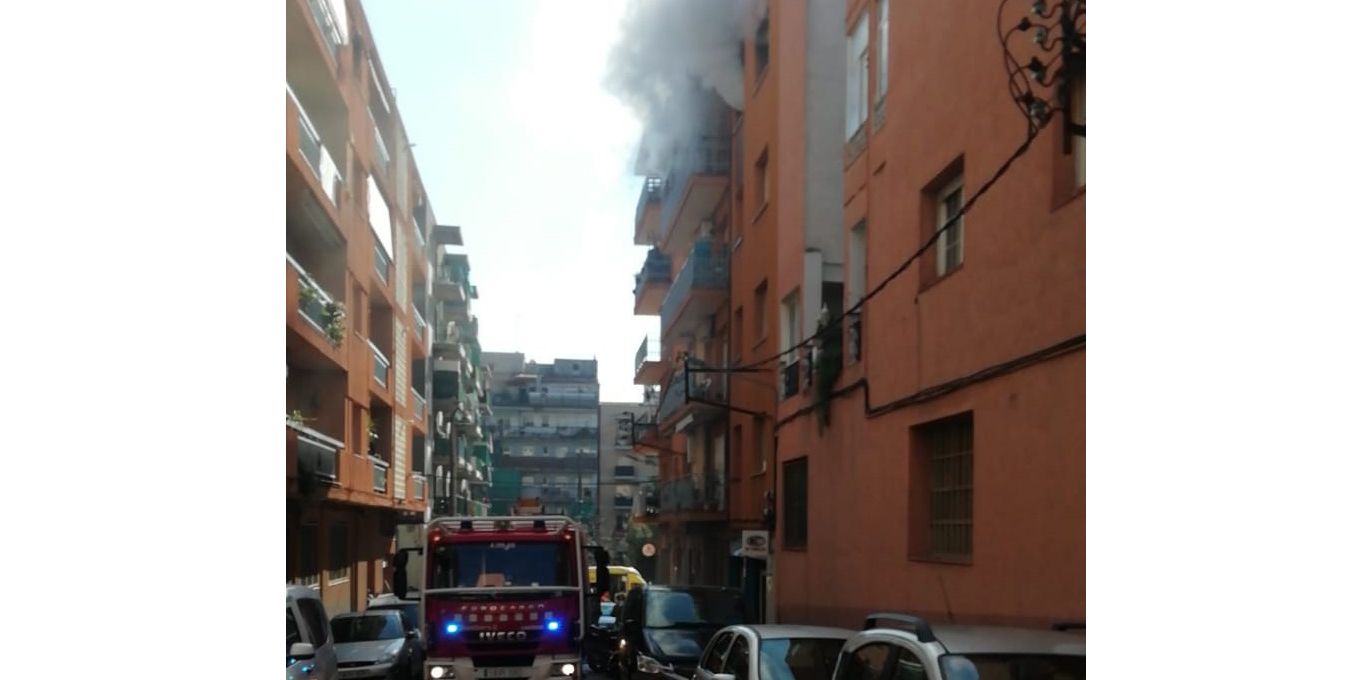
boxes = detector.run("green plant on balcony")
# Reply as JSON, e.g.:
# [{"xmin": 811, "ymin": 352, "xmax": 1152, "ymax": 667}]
[
  {"xmin": 366, "ymin": 413, "xmax": 380, "ymax": 457},
  {"xmin": 322, "ymin": 301, "xmax": 346, "ymax": 346},
  {"xmin": 287, "ymin": 410, "xmax": 311, "ymax": 427},
  {"xmin": 298, "ymin": 282, "xmax": 318, "ymax": 309},
  {"xmin": 811, "ymin": 315, "xmax": 844, "ymax": 431}
]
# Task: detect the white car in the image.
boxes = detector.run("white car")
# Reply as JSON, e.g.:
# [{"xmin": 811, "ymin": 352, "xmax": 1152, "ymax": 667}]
[
  {"xmin": 835, "ymin": 613, "xmax": 1084, "ymax": 680},
  {"xmin": 288, "ymin": 585, "xmax": 339, "ymax": 680},
  {"xmin": 693, "ymin": 625, "xmax": 854, "ymax": 680}
]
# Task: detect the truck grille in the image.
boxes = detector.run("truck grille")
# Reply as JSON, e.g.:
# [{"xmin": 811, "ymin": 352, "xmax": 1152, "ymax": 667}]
[{"xmin": 472, "ymin": 654, "xmax": 536, "ymax": 668}]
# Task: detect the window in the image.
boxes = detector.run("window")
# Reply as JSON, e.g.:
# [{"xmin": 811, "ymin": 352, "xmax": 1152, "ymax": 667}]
[
  {"xmin": 327, "ymin": 524, "xmax": 350, "ymax": 582},
  {"xmin": 297, "ymin": 524, "xmax": 319, "ymax": 587},
  {"xmin": 780, "ymin": 293, "xmax": 799, "ymax": 360},
  {"xmin": 287, "ymin": 607, "xmax": 301, "ymax": 658},
  {"xmin": 755, "ymin": 149, "xmax": 770, "ymax": 212},
  {"xmin": 296, "ymin": 598, "xmax": 330, "ymax": 647},
  {"xmin": 838, "ymin": 643, "xmax": 893, "ymax": 680},
  {"xmin": 703, "ymin": 632, "xmax": 736, "ymax": 673},
  {"xmin": 430, "ymin": 542, "xmax": 572, "ymax": 588},
  {"xmin": 759, "ymin": 637, "xmax": 848, "ymax": 680},
  {"xmin": 726, "ymin": 635, "xmax": 751, "ymax": 679},
  {"xmin": 754, "ymin": 281, "xmax": 768, "ymax": 341},
  {"xmin": 754, "ymin": 417, "xmax": 768, "ymax": 474},
  {"xmin": 935, "ymin": 176, "xmax": 964, "ymax": 277},
  {"xmin": 783, "ymin": 458, "xmax": 808, "ymax": 548},
  {"xmin": 911, "ymin": 413, "xmax": 974, "ymax": 560},
  {"xmin": 845, "ymin": 12, "xmax": 870, "ymax": 139},
  {"xmin": 755, "ymin": 12, "xmax": 770, "ymax": 80},
  {"xmin": 892, "ymin": 647, "xmax": 929, "ymax": 680},
  {"xmin": 876, "ymin": 0, "xmax": 889, "ymax": 102},
  {"xmin": 332, "ymin": 612, "xmax": 405, "ymax": 642}
]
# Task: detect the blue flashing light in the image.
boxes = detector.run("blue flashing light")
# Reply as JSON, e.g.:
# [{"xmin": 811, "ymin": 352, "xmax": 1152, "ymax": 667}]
[
  {"xmin": 545, "ymin": 619, "xmax": 561, "ymax": 633},
  {"xmin": 445, "ymin": 622, "xmax": 462, "ymax": 635}
]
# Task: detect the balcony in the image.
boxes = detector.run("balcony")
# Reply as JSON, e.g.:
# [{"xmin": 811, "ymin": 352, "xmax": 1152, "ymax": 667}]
[
  {"xmin": 414, "ymin": 389, "xmax": 427, "ymax": 422},
  {"xmin": 373, "ymin": 458, "xmax": 389, "ymax": 494},
  {"xmin": 414, "ymin": 306, "xmax": 429, "ymax": 346},
  {"xmin": 374, "ymin": 241, "xmax": 391, "ymax": 284},
  {"xmin": 659, "ymin": 136, "xmax": 730, "ymax": 252},
  {"xmin": 370, "ymin": 340, "xmax": 391, "ymax": 388},
  {"xmin": 780, "ymin": 360, "xmax": 801, "ymax": 399},
  {"xmin": 434, "ymin": 321, "xmax": 463, "ymax": 356},
  {"xmin": 613, "ymin": 465, "xmax": 637, "ymax": 480},
  {"xmin": 287, "ymin": 421, "xmax": 342, "ymax": 484},
  {"xmin": 434, "ymin": 267, "xmax": 467, "ymax": 302},
  {"xmin": 288, "ymin": 88, "xmax": 343, "ymax": 212},
  {"xmin": 497, "ymin": 425, "xmax": 599, "ymax": 440},
  {"xmin": 413, "ymin": 474, "xmax": 426, "ymax": 500},
  {"xmin": 657, "ymin": 472, "xmax": 725, "ymax": 518},
  {"xmin": 657, "ymin": 360, "xmax": 726, "ymax": 426},
  {"xmin": 288, "ymin": 255, "xmax": 344, "ymax": 349},
  {"xmin": 633, "ymin": 177, "xmax": 663, "ymax": 246},
  {"xmin": 634, "ymin": 335, "xmax": 665, "ymax": 386},
  {"xmin": 661, "ymin": 239, "xmax": 729, "ymax": 338},
  {"xmin": 305, "ymin": 0, "xmax": 345, "ymax": 61},
  {"xmin": 371, "ymin": 112, "xmax": 391, "ymax": 181},
  {"xmin": 634, "ymin": 248, "xmax": 673, "ymax": 316}
]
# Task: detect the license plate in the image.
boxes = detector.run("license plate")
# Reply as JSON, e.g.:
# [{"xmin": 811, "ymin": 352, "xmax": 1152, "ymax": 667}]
[{"xmin": 479, "ymin": 667, "xmax": 531, "ymax": 678}]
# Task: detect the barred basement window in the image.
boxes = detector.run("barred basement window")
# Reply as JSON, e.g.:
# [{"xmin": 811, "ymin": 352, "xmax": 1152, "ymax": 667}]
[{"xmin": 912, "ymin": 413, "xmax": 974, "ymax": 560}]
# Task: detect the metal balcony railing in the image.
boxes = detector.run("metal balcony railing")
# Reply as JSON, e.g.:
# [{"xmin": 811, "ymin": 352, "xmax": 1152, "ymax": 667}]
[
  {"xmin": 657, "ymin": 359, "xmax": 726, "ymax": 423},
  {"xmin": 635, "ymin": 335, "xmax": 660, "ymax": 374},
  {"xmin": 370, "ymin": 340, "xmax": 391, "ymax": 387},
  {"xmin": 306, "ymin": 0, "xmax": 344, "ymax": 60},
  {"xmin": 291, "ymin": 423, "xmax": 340, "ymax": 482},
  {"xmin": 288, "ymin": 87, "xmax": 342, "ymax": 207},
  {"xmin": 613, "ymin": 465, "xmax": 637, "ymax": 480},
  {"xmin": 374, "ymin": 241, "xmax": 391, "ymax": 283},
  {"xmin": 613, "ymin": 496, "xmax": 635, "ymax": 508},
  {"xmin": 289, "ymin": 255, "xmax": 340, "ymax": 344},
  {"xmin": 780, "ymin": 360, "xmax": 801, "ymax": 398},
  {"xmin": 660, "ymin": 136, "xmax": 731, "ymax": 243},
  {"xmin": 413, "ymin": 474, "xmax": 426, "ymax": 500},
  {"xmin": 634, "ymin": 248, "xmax": 672, "ymax": 294},
  {"xmin": 373, "ymin": 459, "xmax": 389, "ymax": 493},
  {"xmin": 414, "ymin": 307, "xmax": 428, "ymax": 344},
  {"xmin": 661, "ymin": 239, "xmax": 728, "ymax": 330},
  {"xmin": 414, "ymin": 389, "xmax": 427, "ymax": 421},
  {"xmin": 371, "ymin": 114, "xmax": 391, "ymax": 179},
  {"xmin": 634, "ymin": 177, "xmax": 663, "ymax": 235},
  {"xmin": 656, "ymin": 472, "xmax": 725, "ymax": 514}
]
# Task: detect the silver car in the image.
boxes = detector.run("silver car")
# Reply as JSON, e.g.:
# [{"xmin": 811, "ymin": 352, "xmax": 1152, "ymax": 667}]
[
  {"xmin": 289, "ymin": 585, "xmax": 339, "ymax": 680},
  {"xmin": 693, "ymin": 625, "xmax": 854, "ymax": 680},
  {"xmin": 330, "ymin": 609, "xmax": 422, "ymax": 679},
  {"xmin": 835, "ymin": 613, "xmax": 1084, "ymax": 680}
]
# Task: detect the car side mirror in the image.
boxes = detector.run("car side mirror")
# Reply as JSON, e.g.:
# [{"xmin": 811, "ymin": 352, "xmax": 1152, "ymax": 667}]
[
  {"xmin": 289, "ymin": 642, "xmax": 316, "ymax": 661},
  {"xmin": 407, "ymin": 629, "xmax": 419, "ymax": 639}
]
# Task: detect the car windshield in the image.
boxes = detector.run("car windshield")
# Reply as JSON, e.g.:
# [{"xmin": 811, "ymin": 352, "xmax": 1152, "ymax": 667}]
[
  {"xmin": 939, "ymin": 654, "xmax": 1086, "ymax": 680},
  {"xmin": 645, "ymin": 590, "xmax": 744, "ymax": 628},
  {"xmin": 370, "ymin": 603, "xmax": 420, "ymax": 630},
  {"xmin": 430, "ymin": 541, "xmax": 572, "ymax": 588},
  {"xmin": 331, "ymin": 614, "xmax": 404, "ymax": 642},
  {"xmin": 759, "ymin": 638, "xmax": 846, "ymax": 680}
]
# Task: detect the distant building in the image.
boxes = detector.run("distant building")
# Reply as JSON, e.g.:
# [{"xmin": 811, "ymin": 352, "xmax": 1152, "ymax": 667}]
[
  {"xmin": 598, "ymin": 402, "xmax": 659, "ymax": 564},
  {"xmin": 483, "ymin": 354, "xmax": 601, "ymax": 528}
]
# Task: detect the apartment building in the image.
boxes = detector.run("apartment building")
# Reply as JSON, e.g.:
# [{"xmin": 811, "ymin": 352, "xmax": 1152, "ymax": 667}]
[
  {"xmin": 483, "ymin": 354, "xmax": 601, "ymax": 529},
  {"xmin": 629, "ymin": 88, "xmax": 741, "ymax": 590},
  {"xmin": 429, "ymin": 247, "xmax": 494, "ymax": 517},
  {"xmin": 626, "ymin": 0, "xmax": 1084, "ymax": 628},
  {"xmin": 598, "ymin": 402, "xmax": 659, "ymax": 563},
  {"xmin": 285, "ymin": 0, "xmax": 438, "ymax": 614},
  {"xmin": 761, "ymin": 0, "xmax": 1085, "ymax": 628}
]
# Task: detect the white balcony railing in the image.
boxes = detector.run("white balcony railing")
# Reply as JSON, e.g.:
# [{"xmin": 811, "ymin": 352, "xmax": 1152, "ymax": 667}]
[
  {"xmin": 288, "ymin": 87, "xmax": 342, "ymax": 208},
  {"xmin": 369, "ymin": 340, "xmax": 391, "ymax": 387}
]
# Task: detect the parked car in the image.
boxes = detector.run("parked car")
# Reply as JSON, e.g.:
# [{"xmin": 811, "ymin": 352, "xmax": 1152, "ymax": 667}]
[
  {"xmin": 836, "ymin": 613, "xmax": 1084, "ymax": 680},
  {"xmin": 367, "ymin": 594, "xmax": 425, "ymax": 679},
  {"xmin": 288, "ymin": 585, "xmax": 338, "ymax": 680},
  {"xmin": 330, "ymin": 609, "xmax": 423, "ymax": 680},
  {"xmin": 693, "ymin": 625, "xmax": 853, "ymax": 680},
  {"xmin": 616, "ymin": 585, "xmax": 748, "ymax": 680}
]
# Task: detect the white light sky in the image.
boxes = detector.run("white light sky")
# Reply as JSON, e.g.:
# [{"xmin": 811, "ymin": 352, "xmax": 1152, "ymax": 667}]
[{"xmin": 365, "ymin": 0, "xmax": 658, "ymax": 403}]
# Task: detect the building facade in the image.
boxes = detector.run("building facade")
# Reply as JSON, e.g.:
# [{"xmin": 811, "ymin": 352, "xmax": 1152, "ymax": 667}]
[
  {"xmin": 624, "ymin": 0, "xmax": 1084, "ymax": 629},
  {"xmin": 484, "ymin": 354, "xmax": 601, "ymax": 530},
  {"xmin": 598, "ymin": 402, "xmax": 659, "ymax": 564},
  {"xmin": 285, "ymin": 0, "xmax": 436, "ymax": 615}
]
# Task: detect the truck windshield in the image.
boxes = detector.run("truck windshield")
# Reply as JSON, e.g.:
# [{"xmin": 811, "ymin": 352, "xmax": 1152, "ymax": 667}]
[
  {"xmin": 645, "ymin": 590, "xmax": 745, "ymax": 628},
  {"xmin": 430, "ymin": 541, "xmax": 572, "ymax": 588}
]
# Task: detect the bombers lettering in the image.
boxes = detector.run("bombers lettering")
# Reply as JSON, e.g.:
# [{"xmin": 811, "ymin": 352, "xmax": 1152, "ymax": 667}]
[{"xmin": 476, "ymin": 630, "xmax": 529, "ymax": 642}]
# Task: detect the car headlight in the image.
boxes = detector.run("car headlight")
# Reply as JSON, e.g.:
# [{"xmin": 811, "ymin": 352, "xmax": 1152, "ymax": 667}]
[
  {"xmin": 429, "ymin": 666, "xmax": 452, "ymax": 679},
  {"xmin": 636, "ymin": 653, "xmax": 672, "ymax": 674},
  {"xmin": 379, "ymin": 644, "xmax": 401, "ymax": 663}
]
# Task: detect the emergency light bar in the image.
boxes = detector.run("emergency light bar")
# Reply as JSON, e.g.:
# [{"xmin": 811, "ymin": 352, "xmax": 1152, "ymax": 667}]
[{"xmin": 428, "ymin": 515, "xmax": 577, "ymax": 535}]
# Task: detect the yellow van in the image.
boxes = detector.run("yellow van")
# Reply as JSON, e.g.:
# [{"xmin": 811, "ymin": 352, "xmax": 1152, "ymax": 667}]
[{"xmin": 588, "ymin": 565, "xmax": 646, "ymax": 596}]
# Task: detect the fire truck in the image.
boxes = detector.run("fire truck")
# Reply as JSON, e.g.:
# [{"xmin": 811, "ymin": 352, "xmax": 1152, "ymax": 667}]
[{"xmin": 393, "ymin": 516, "xmax": 611, "ymax": 680}]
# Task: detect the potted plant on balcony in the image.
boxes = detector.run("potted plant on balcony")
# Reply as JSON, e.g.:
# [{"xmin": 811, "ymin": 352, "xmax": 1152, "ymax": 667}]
[
  {"xmin": 287, "ymin": 410, "xmax": 310, "ymax": 428},
  {"xmin": 322, "ymin": 300, "xmax": 346, "ymax": 346},
  {"xmin": 297, "ymin": 282, "xmax": 318, "ymax": 310},
  {"xmin": 811, "ymin": 313, "xmax": 844, "ymax": 431}
]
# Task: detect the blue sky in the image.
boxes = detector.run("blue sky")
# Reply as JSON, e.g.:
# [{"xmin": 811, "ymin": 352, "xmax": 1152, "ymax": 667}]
[{"xmin": 364, "ymin": 0, "xmax": 657, "ymax": 403}]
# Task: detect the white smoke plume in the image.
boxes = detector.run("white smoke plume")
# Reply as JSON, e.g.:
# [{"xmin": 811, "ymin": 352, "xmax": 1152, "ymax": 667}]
[{"xmin": 606, "ymin": 0, "xmax": 767, "ymax": 174}]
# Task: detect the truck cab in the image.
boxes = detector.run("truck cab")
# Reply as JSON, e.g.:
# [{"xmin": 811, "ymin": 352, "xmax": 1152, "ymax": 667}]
[{"xmin": 394, "ymin": 516, "xmax": 611, "ymax": 680}]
